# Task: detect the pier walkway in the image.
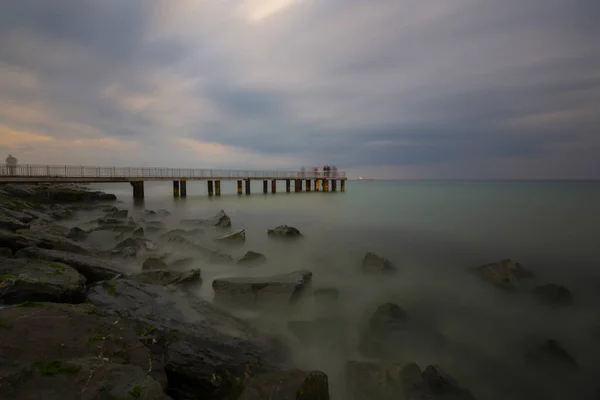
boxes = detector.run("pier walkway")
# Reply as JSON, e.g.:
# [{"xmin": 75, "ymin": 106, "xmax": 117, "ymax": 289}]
[{"xmin": 0, "ymin": 164, "xmax": 347, "ymax": 198}]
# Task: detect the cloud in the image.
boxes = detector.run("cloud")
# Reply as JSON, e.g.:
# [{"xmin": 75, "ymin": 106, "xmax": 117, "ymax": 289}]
[{"xmin": 0, "ymin": 0, "xmax": 598, "ymax": 178}]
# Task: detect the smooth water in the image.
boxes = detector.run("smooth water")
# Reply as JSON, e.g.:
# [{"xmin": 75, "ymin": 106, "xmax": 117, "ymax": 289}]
[{"xmin": 83, "ymin": 180, "xmax": 600, "ymax": 399}]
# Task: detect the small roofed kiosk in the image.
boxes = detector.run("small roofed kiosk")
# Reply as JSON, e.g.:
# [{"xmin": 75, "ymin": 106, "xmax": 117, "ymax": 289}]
[{"xmin": 5, "ymin": 154, "xmax": 17, "ymax": 176}]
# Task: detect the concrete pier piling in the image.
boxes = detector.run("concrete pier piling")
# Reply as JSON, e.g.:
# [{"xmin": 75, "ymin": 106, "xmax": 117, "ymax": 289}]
[
  {"xmin": 315, "ymin": 180, "xmax": 321, "ymax": 192},
  {"xmin": 237, "ymin": 180, "xmax": 243, "ymax": 195},
  {"xmin": 173, "ymin": 180, "xmax": 180, "ymax": 197},
  {"xmin": 131, "ymin": 181, "xmax": 144, "ymax": 199},
  {"xmin": 215, "ymin": 180, "xmax": 221, "ymax": 196},
  {"xmin": 323, "ymin": 179, "xmax": 329, "ymax": 192},
  {"xmin": 341, "ymin": 180, "xmax": 345, "ymax": 192},
  {"xmin": 271, "ymin": 180, "xmax": 276, "ymax": 193},
  {"xmin": 306, "ymin": 179, "xmax": 311, "ymax": 192},
  {"xmin": 295, "ymin": 179, "xmax": 302, "ymax": 192},
  {"xmin": 263, "ymin": 180, "xmax": 268, "ymax": 194},
  {"xmin": 245, "ymin": 179, "xmax": 251, "ymax": 194},
  {"xmin": 286, "ymin": 179, "xmax": 291, "ymax": 193},
  {"xmin": 207, "ymin": 181, "xmax": 214, "ymax": 196},
  {"xmin": 180, "ymin": 180, "xmax": 187, "ymax": 197},
  {"xmin": 332, "ymin": 179, "xmax": 337, "ymax": 192}
]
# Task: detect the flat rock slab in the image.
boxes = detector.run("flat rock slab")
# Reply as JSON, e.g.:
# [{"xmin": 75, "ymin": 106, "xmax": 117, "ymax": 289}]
[
  {"xmin": 0, "ymin": 258, "xmax": 86, "ymax": 305},
  {"xmin": 87, "ymin": 279, "xmax": 287, "ymax": 399},
  {"xmin": 237, "ymin": 251, "xmax": 267, "ymax": 266},
  {"xmin": 129, "ymin": 269, "xmax": 201, "ymax": 287},
  {"xmin": 0, "ymin": 303, "xmax": 168, "ymax": 399},
  {"xmin": 181, "ymin": 210, "xmax": 232, "ymax": 228},
  {"xmin": 14, "ymin": 247, "xmax": 123, "ymax": 284},
  {"xmin": 475, "ymin": 259, "xmax": 533, "ymax": 290},
  {"xmin": 267, "ymin": 225, "xmax": 302, "ymax": 239},
  {"xmin": 212, "ymin": 270, "xmax": 313, "ymax": 307},
  {"xmin": 240, "ymin": 370, "xmax": 329, "ymax": 400}
]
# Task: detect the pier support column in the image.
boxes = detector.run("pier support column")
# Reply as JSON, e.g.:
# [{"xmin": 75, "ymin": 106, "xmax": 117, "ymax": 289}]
[
  {"xmin": 331, "ymin": 179, "xmax": 337, "ymax": 192},
  {"xmin": 245, "ymin": 179, "xmax": 251, "ymax": 195},
  {"xmin": 207, "ymin": 180, "xmax": 214, "ymax": 196},
  {"xmin": 295, "ymin": 179, "xmax": 302, "ymax": 192},
  {"xmin": 315, "ymin": 179, "xmax": 321, "ymax": 192},
  {"xmin": 323, "ymin": 179, "xmax": 329, "ymax": 192},
  {"xmin": 286, "ymin": 179, "xmax": 291, "ymax": 193},
  {"xmin": 173, "ymin": 181, "xmax": 180, "ymax": 197},
  {"xmin": 271, "ymin": 180, "xmax": 277, "ymax": 193},
  {"xmin": 237, "ymin": 180, "xmax": 243, "ymax": 195},
  {"xmin": 215, "ymin": 180, "xmax": 221, "ymax": 196},
  {"xmin": 341, "ymin": 180, "xmax": 345, "ymax": 192},
  {"xmin": 180, "ymin": 180, "xmax": 187, "ymax": 197},
  {"xmin": 305, "ymin": 179, "xmax": 311, "ymax": 192},
  {"xmin": 263, "ymin": 180, "xmax": 268, "ymax": 194},
  {"xmin": 131, "ymin": 181, "xmax": 144, "ymax": 199}
]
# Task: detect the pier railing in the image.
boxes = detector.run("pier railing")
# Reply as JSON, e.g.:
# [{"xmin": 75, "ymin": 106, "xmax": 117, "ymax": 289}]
[{"xmin": 0, "ymin": 164, "xmax": 346, "ymax": 180}]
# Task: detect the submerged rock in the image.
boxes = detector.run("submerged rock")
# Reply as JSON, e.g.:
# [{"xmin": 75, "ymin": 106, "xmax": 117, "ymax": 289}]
[
  {"xmin": 160, "ymin": 228, "xmax": 204, "ymax": 242},
  {"xmin": 142, "ymin": 257, "xmax": 168, "ymax": 271},
  {"xmin": 18, "ymin": 229, "xmax": 92, "ymax": 255},
  {"xmin": 129, "ymin": 268, "xmax": 201, "ymax": 287},
  {"xmin": 267, "ymin": 225, "xmax": 302, "ymax": 238},
  {"xmin": 215, "ymin": 228, "xmax": 246, "ymax": 243},
  {"xmin": 362, "ymin": 252, "xmax": 396, "ymax": 273},
  {"xmin": 0, "ymin": 258, "xmax": 86, "ymax": 304},
  {"xmin": 526, "ymin": 339, "xmax": 578, "ymax": 370},
  {"xmin": 240, "ymin": 369, "xmax": 329, "ymax": 400},
  {"xmin": 0, "ymin": 303, "xmax": 168, "ymax": 399},
  {"xmin": 111, "ymin": 237, "xmax": 157, "ymax": 259},
  {"xmin": 169, "ymin": 257, "xmax": 194, "ymax": 269},
  {"xmin": 475, "ymin": 259, "xmax": 533, "ymax": 290},
  {"xmin": 87, "ymin": 279, "xmax": 287, "ymax": 399},
  {"xmin": 14, "ymin": 247, "xmax": 122, "ymax": 283},
  {"xmin": 237, "ymin": 251, "xmax": 267, "ymax": 266},
  {"xmin": 67, "ymin": 226, "xmax": 89, "ymax": 241},
  {"xmin": 181, "ymin": 210, "xmax": 231, "ymax": 228},
  {"xmin": 533, "ymin": 283, "xmax": 573, "ymax": 307},
  {"xmin": 212, "ymin": 270, "xmax": 313, "ymax": 307}
]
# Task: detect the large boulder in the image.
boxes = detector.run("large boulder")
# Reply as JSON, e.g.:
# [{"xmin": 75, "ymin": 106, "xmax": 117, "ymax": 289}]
[
  {"xmin": 0, "ymin": 229, "xmax": 36, "ymax": 254},
  {"xmin": 533, "ymin": 284, "xmax": 573, "ymax": 307},
  {"xmin": 18, "ymin": 229, "xmax": 92, "ymax": 255},
  {"xmin": 346, "ymin": 361, "xmax": 475, "ymax": 400},
  {"xmin": 0, "ymin": 303, "xmax": 168, "ymax": 399},
  {"xmin": 164, "ymin": 235, "xmax": 233, "ymax": 264},
  {"xmin": 0, "ymin": 258, "xmax": 86, "ymax": 305},
  {"xmin": 0, "ymin": 215, "xmax": 28, "ymax": 232},
  {"xmin": 110, "ymin": 237, "xmax": 157, "ymax": 259},
  {"xmin": 237, "ymin": 251, "xmax": 267, "ymax": 266},
  {"xmin": 475, "ymin": 259, "xmax": 533, "ymax": 290},
  {"xmin": 267, "ymin": 225, "xmax": 302, "ymax": 239},
  {"xmin": 181, "ymin": 210, "xmax": 232, "ymax": 228},
  {"xmin": 129, "ymin": 269, "xmax": 201, "ymax": 288},
  {"xmin": 239, "ymin": 370, "xmax": 329, "ymax": 400},
  {"xmin": 212, "ymin": 270, "xmax": 313, "ymax": 307},
  {"xmin": 362, "ymin": 252, "xmax": 396, "ymax": 273},
  {"xmin": 14, "ymin": 247, "xmax": 122, "ymax": 283},
  {"xmin": 87, "ymin": 279, "xmax": 288, "ymax": 399},
  {"xmin": 159, "ymin": 228, "xmax": 204, "ymax": 241}
]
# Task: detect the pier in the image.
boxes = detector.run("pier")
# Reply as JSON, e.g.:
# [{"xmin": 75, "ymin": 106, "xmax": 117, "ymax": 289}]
[{"xmin": 0, "ymin": 164, "xmax": 347, "ymax": 199}]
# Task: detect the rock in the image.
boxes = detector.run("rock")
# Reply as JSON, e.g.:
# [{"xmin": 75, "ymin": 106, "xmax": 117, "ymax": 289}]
[
  {"xmin": 107, "ymin": 209, "xmax": 128, "ymax": 219},
  {"xmin": 111, "ymin": 237, "xmax": 157, "ymax": 259},
  {"xmin": 144, "ymin": 209, "xmax": 157, "ymax": 216},
  {"xmin": 215, "ymin": 228, "xmax": 246, "ymax": 244},
  {"xmin": 87, "ymin": 279, "xmax": 288, "ymax": 399},
  {"xmin": 142, "ymin": 257, "xmax": 169, "ymax": 271},
  {"xmin": 181, "ymin": 210, "xmax": 231, "ymax": 228},
  {"xmin": 313, "ymin": 288, "xmax": 339, "ymax": 305},
  {"xmin": 533, "ymin": 283, "xmax": 573, "ymax": 307},
  {"xmin": 526, "ymin": 339, "xmax": 578, "ymax": 370},
  {"xmin": 369, "ymin": 303, "xmax": 409, "ymax": 331},
  {"xmin": 67, "ymin": 226, "xmax": 89, "ymax": 241},
  {"xmin": 157, "ymin": 209, "xmax": 171, "ymax": 217},
  {"xmin": 51, "ymin": 208, "xmax": 75, "ymax": 220},
  {"xmin": 169, "ymin": 257, "xmax": 194, "ymax": 269},
  {"xmin": 0, "ymin": 247, "xmax": 13, "ymax": 258},
  {"xmin": 160, "ymin": 228, "xmax": 204, "ymax": 241},
  {"xmin": 0, "ymin": 216, "xmax": 29, "ymax": 232},
  {"xmin": 14, "ymin": 247, "xmax": 122, "ymax": 283},
  {"xmin": 362, "ymin": 252, "xmax": 396, "ymax": 273},
  {"xmin": 237, "ymin": 251, "xmax": 267, "ymax": 266},
  {"xmin": 164, "ymin": 235, "xmax": 232, "ymax": 264},
  {"xmin": 267, "ymin": 225, "xmax": 302, "ymax": 238},
  {"xmin": 0, "ymin": 206, "xmax": 36, "ymax": 223},
  {"xmin": 132, "ymin": 227, "xmax": 145, "ymax": 238},
  {"xmin": 421, "ymin": 365, "xmax": 476, "ymax": 399},
  {"xmin": 18, "ymin": 230, "xmax": 92, "ymax": 255},
  {"xmin": 23, "ymin": 209, "xmax": 54, "ymax": 223},
  {"xmin": 212, "ymin": 270, "xmax": 313, "ymax": 307},
  {"xmin": 240, "ymin": 369, "xmax": 329, "ymax": 400},
  {"xmin": 129, "ymin": 269, "xmax": 202, "ymax": 287},
  {"xmin": 25, "ymin": 222, "xmax": 70, "ymax": 237},
  {"xmin": 0, "ymin": 258, "xmax": 86, "ymax": 304},
  {"xmin": 0, "ymin": 229, "xmax": 36, "ymax": 254},
  {"xmin": 102, "ymin": 206, "xmax": 118, "ymax": 213},
  {"xmin": 475, "ymin": 259, "xmax": 533, "ymax": 290},
  {"xmin": 0, "ymin": 303, "xmax": 168, "ymax": 399}
]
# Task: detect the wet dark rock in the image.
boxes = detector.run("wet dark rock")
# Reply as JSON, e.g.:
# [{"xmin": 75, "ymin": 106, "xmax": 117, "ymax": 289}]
[
  {"xmin": 25, "ymin": 222, "xmax": 70, "ymax": 237},
  {"xmin": 169, "ymin": 257, "xmax": 194, "ymax": 269},
  {"xmin": 475, "ymin": 259, "xmax": 533, "ymax": 290},
  {"xmin": 102, "ymin": 205, "xmax": 118, "ymax": 213},
  {"xmin": 0, "ymin": 303, "xmax": 168, "ymax": 399},
  {"xmin": 346, "ymin": 361, "xmax": 475, "ymax": 400},
  {"xmin": 212, "ymin": 270, "xmax": 313, "ymax": 307},
  {"xmin": 142, "ymin": 257, "xmax": 168, "ymax": 271},
  {"xmin": 129, "ymin": 268, "xmax": 201, "ymax": 287},
  {"xmin": 18, "ymin": 229, "xmax": 92, "ymax": 255},
  {"xmin": 67, "ymin": 226, "xmax": 89, "ymax": 241},
  {"xmin": 0, "ymin": 206, "xmax": 35, "ymax": 223},
  {"xmin": 143, "ymin": 220, "xmax": 166, "ymax": 233},
  {"xmin": 313, "ymin": 288, "xmax": 339, "ymax": 305},
  {"xmin": 267, "ymin": 225, "xmax": 302, "ymax": 238},
  {"xmin": 14, "ymin": 247, "xmax": 122, "ymax": 283},
  {"xmin": 237, "ymin": 251, "xmax": 267, "ymax": 266},
  {"xmin": 107, "ymin": 209, "xmax": 128, "ymax": 219},
  {"xmin": 362, "ymin": 252, "xmax": 396, "ymax": 273},
  {"xmin": 51, "ymin": 207, "xmax": 75, "ymax": 220},
  {"xmin": 23, "ymin": 209, "xmax": 54, "ymax": 223},
  {"xmin": 160, "ymin": 228, "xmax": 204, "ymax": 241},
  {"xmin": 132, "ymin": 226, "xmax": 145, "ymax": 238},
  {"xmin": 0, "ymin": 247, "xmax": 13, "ymax": 258},
  {"xmin": 0, "ymin": 216, "xmax": 28, "ymax": 232},
  {"xmin": 215, "ymin": 229, "xmax": 246, "ymax": 244},
  {"xmin": 87, "ymin": 279, "xmax": 287, "ymax": 399},
  {"xmin": 240, "ymin": 369, "xmax": 329, "ymax": 400},
  {"xmin": 369, "ymin": 303, "xmax": 409, "ymax": 331},
  {"xmin": 0, "ymin": 258, "xmax": 86, "ymax": 304},
  {"xmin": 0, "ymin": 229, "xmax": 35, "ymax": 254},
  {"xmin": 181, "ymin": 210, "xmax": 231, "ymax": 228},
  {"xmin": 111, "ymin": 237, "xmax": 157, "ymax": 258},
  {"xmin": 165, "ymin": 235, "xmax": 232, "ymax": 264},
  {"xmin": 157, "ymin": 209, "xmax": 171, "ymax": 217},
  {"xmin": 533, "ymin": 283, "xmax": 573, "ymax": 307},
  {"xmin": 526, "ymin": 339, "xmax": 578, "ymax": 370}
]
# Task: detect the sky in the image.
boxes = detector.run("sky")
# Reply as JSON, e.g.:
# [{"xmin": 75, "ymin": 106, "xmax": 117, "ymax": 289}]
[{"xmin": 0, "ymin": 0, "xmax": 598, "ymax": 179}]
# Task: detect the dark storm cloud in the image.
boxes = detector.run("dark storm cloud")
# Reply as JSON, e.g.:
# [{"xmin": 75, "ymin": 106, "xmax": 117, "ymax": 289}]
[{"xmin": 0, "ymin": 0, "xmax": 599, "ymax": 177}]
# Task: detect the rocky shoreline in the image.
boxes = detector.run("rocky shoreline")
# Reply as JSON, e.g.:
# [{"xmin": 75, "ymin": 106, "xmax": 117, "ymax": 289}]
[{"xmin": 0, "ymin": 184, "xmax": 582, "ymax": 399}]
